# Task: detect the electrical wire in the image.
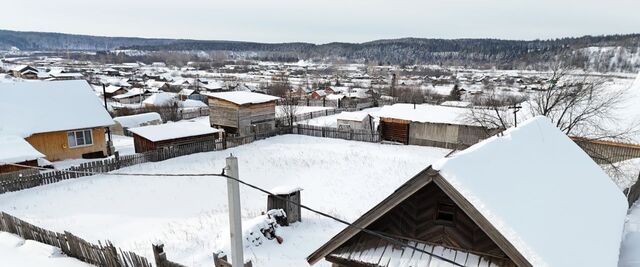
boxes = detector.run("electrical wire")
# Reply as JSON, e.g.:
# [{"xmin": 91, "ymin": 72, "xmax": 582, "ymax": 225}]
[{"xmin": 3, "ymin": 162, "xmax": 466, "ymax": 266}]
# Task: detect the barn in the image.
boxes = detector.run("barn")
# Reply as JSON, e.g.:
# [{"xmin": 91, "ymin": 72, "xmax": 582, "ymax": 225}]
[
  {"xmin": 307, "ymin": 116, "xmax": 627, "ymax": 267},
  {"xmin": 204, "ymin": 91, "xmax": 279, "ymax": 136},
  {"xmin": 128, "ymin": 121, "xmax": 222, "ymax": 153},
  {"xmin": 376, "ymin": 103, "xmax": 494, "ymax": 149}
]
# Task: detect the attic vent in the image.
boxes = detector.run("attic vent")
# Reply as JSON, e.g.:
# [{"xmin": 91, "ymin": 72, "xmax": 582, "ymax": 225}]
[{"xmin": 436, "ymin": 202, "xmax": 456, "ymax": 223}]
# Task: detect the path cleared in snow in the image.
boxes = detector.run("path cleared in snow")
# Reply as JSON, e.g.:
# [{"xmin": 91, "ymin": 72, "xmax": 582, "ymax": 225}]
[{"xmin": 0, "ymin": 135, "xmax": 449, "ymax": 267}]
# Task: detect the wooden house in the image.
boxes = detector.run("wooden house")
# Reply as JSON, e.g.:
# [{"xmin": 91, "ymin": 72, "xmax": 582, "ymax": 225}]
[
  {"xmin": 204, "ymin": 91, "xmax": 279, "ymax": 136},
  {"xmin": 9, "ymin": 65, "xmax": 39, "ymax": 79},
  {"xmin": 103, "ymin": 85, "xmax": 128, "ymax": 98},
  {"xmin": 129, "ymin": 121, "xmax": 222, "ymax": 153},
  {"xmin": 0, "ymin": 80, "xmax": 114, "ymax": 161},
  {"xmin": 309, "ymin": 90, "xmax": 327, "ymax": 100},
  {"xmin": 377, "ymin": 103, "xmax": 494, "ymax": 148},
  {"xmin": 0, "ymin": 135, "xmax": 45, "ymax": 173},
  {"xmin": 308, "ymin": 117, "xmax": 627, "ymax": 267}
]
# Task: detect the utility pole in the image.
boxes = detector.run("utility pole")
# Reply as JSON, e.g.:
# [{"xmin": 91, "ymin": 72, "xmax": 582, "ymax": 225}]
[
  {"xmin": 508, "ymin": 103, "xmax": 522, "ymax": 127},
  {"xmin": 102, "ymin": 84, "xmax": 113, "ymax": 156},
  {"xmin": 225, "ymin": 155, "xmax": 244, "ymax": 267}
]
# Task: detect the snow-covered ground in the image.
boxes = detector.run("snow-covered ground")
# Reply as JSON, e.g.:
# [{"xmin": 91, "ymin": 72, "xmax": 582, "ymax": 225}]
[
  {"xmin": 0, "ymin": 135, "xmax": 450, "ymax": 267},
  {"xmin": 622, "ymin": 199, "xmax": 640, "ymax": 267},
  {"xmin": 0, "ymin": 232, "xmax": 92, "ymax": 267}
]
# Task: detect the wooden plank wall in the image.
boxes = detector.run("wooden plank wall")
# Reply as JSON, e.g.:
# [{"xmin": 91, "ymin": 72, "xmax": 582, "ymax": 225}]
[
  {"xmin": 295, "ymin": 124, "xmax": 381, "ymax": 143},
  {"xmin": 0, "ymin": 212, "xmax": 152, "ymax": 267}
]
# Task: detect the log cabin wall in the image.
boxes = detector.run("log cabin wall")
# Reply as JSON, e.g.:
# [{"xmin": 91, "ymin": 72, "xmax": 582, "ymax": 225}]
[
  {"xmin": 359, "ymin": 182, "xmax": 515, "ymax": 265},
  {"xmin": 0, "ymin": 160, "xmax": 38, "ymax": 173},
  {"xmin": 25, "ymin": 128, "xmax": 108, "ymax": 161},
  {"xmin": 208, "ymin": 97, "xmax": 276, "ymax": 136}
]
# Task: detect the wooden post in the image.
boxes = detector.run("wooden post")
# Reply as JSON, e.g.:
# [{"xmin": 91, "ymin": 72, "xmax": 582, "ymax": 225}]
[{"xmin": 225, "ymin": 155, "xmax": 243, "ymax": 267}]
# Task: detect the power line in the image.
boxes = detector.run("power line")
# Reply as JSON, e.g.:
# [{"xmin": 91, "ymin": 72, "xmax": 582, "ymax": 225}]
[{"xmin": 3, "ymin": 162, "xmax": 466, "ymax": 266}]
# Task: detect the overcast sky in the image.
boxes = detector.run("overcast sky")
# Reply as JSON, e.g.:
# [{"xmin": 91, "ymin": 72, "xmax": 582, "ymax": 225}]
[{"xmin": 1, "ymin": 0, "xmax": 639, "ymax": 44}]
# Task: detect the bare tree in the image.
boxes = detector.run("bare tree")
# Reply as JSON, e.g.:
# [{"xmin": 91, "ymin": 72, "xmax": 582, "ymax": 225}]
[
  {"xmin": 466, "ymin": 65, "xmax": 639, "ymax": 178},
  {"xmin": 278, "ymin": 93, "xmax": 299, "ymax": 127}
]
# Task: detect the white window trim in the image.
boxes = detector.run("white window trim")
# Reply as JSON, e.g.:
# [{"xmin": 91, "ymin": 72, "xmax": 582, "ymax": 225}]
[{"xmin": 67, "ymin": 129, "xmax": 94, "ymax": 148}]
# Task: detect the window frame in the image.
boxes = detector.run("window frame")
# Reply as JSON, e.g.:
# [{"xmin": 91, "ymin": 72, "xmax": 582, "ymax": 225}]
[{"xmin": 67, "ymin": 129, "xmax": 94, "ymax": 148}]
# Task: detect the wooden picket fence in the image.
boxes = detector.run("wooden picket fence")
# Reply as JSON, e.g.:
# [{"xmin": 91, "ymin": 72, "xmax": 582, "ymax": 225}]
[{"xmin": 0, "ymin": 212, "xmax": 152, "ymax": 267}]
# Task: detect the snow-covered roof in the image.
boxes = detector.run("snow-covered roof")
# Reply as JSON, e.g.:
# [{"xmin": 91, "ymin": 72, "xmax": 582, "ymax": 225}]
[
  {"xmin": 113, "ymin": 113, "xmax": 162, "ymax": 129},
  {"xmin": 104, "ymin": 85, "xmax": 125, "ymax": 94},
  {"xmin": 112, "ymin": 88, "xmax": 146, "ymax": 99},
  {"xmin": 440, "ymin": 101, "xmax": 472, "ymax": 107},
  {"xmin": 432, "ymin": 116, "xmax": 627, "ymax": 267},
  {"xmin": 375, "ymin": 103, "xmax": 476, "ymax": 126},
  {"xmin": 0, "ymin": 135, "xmax": 45, "ymax": 164},
  {"xmin": 203, "ymin": 91, "xmax": 279, "ymax": 105},
  {"xmin": 0, "ymin": 80, "xmax": 114, "ymax": 137},
  {"xmin": 129, "ymin": 121, "xmax": 221, "ymax": 142},
  {"xmin": 336, "ymin": 111, "xmax": 370, "ymax": 122},
  {"xmin": 181, "ymin": 99, "xmax": 208, "ymax": 108},
  {"xmin": 270, "ymin": 185, "xmax": 303, "ymax": 195},
  {"xmin": 178, "ymin": 88, "xmax": 195, "ymax": 96},
  {"xmin": 142, "ymin": 92, "xmax": 178, "ymax": 106}
]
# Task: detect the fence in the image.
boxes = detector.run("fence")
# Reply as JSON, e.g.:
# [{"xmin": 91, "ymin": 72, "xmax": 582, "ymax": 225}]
[
  {"xmin": 0, "ymin": 212, "xmax": 151, "ymax": 267},
  {"xmin": 0, "ymin": 128, "xmax": 294, "ymax": 194},
  {"xmin": 295, "ymin": 124, "xmax": 381, "ymax": 143},
  {"xmin": 572, "ymin": 137, "xmax": 640, "ymax": 164}
]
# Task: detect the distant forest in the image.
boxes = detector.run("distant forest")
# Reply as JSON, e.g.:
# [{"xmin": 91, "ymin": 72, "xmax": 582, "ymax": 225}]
[{"xmin": 1, "ymin": 29, "xmax": 639, "ymax": 72}]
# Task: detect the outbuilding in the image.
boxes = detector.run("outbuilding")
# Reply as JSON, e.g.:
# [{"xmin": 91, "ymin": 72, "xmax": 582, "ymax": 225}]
[
  {"xmin": 376, "ymin": 103, "xmax": 494, "ymax": 148},
  {"xmin": 0, "ymin": 135, "xmax": 45, "ymax": 173},
  {"xmin": 128, "ymin": 121, "xmax": 222, "ymax": 153},
  {"xmin": 267, "ymin": 186, "xmax": 302, "ymax": 224},
  {"xmin": 204, "ymin": 91, "xmax": 279, "ymax": 136},
  {"xmin": 307, "ymin": 116, "xmax": 627, "ymax": 267},
  {"xmin": 336, "ymin": 111, "xmax": 373, "ymax": 131},
  {"xmin": 111, "ymin": 112, "xmax": 163, "ymax": 136}
]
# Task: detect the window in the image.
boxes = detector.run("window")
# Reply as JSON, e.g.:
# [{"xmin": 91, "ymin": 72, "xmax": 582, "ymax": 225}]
[
  {"xmin": 67, "ymin": 129, "xmax": 93, "ymax": 148},
  {"xmin": 436, "ymin": 202, "xmax": 456, "ymax": 223}
]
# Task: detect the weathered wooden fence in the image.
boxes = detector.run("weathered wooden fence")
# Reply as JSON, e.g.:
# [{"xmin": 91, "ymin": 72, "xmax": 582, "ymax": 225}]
[
  {"xmin": 0, "ymin": 128, "xmax": 292, "ymax": 194},
  {"xmin": 572, "ymin": 137, "xmax": 640, "ymax": 164},
  {"xmin": 0, "ymin": 212, "xmax": 152, "ymax": 267},
  {"xmin": 295, "ymin": 124, "xmax": 381, "ymax": 143}
]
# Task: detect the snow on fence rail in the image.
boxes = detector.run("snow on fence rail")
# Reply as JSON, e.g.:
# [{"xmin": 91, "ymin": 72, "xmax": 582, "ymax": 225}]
[{"xmin": 0, "ymin": 212, "xmax": 152, "ymax": 267}]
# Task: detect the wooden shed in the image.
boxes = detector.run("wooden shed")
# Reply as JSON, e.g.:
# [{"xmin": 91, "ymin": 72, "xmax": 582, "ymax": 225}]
[
  {"xmin": 0, "ymin": 135, "xmax": 45, "ymax": 174},
  {"xmin": 205, "ymin": 91, "xmax": 279, "ymax": 136},
  {"xmin": 129, "ymin": 121, "xmax": 222, "ymax": 153},
  {"xmin": 267, "ymin": 186, "xmax": 302, "ymax": 224},
  {"xmin": 307, "ymin": 117, "xmax": 628, "ymax": 267},
  {"xmin": 336, "ymin": 112, "xmax": 373, "ymax": 131},
  {"xmin": 378, "ymin": 103, "xmax": 495, "ymax": 148}
]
